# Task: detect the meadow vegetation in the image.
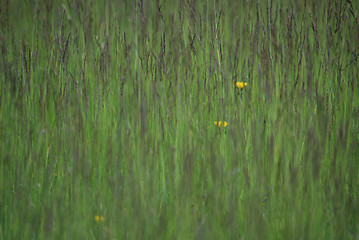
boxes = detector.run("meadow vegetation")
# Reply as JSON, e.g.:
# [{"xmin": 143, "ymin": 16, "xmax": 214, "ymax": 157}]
[{"xmin": 1, "ymin": 0, "xmax": 359, "ymax": 239}]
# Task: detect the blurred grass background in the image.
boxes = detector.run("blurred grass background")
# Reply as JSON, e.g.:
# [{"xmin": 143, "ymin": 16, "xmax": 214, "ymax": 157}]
[{"xmin": 1, "ymin": 0, "xmax": 359, "ymax": 239}]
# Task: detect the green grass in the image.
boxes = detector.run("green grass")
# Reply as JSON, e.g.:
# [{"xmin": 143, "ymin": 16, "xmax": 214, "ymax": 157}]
[{"xmin": 1, "ymin": 0, "xmax": 359, "ymax": 239}]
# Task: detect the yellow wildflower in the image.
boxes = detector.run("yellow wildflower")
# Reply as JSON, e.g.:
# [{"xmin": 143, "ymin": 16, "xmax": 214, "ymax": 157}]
[
  {"xmin": 214, "ymin": 121, "xmax": 228, "ymax": 128},
  {"xmin": 235, "ymin": 82, "xmax": 248, "ymax": 90},
  {"xmin": 95, "ymin": 215, "xmax": 105, "ymax": 222}
]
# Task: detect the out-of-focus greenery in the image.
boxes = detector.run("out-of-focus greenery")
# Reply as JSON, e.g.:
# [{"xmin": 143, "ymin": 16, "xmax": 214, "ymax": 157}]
[{"xmin": 1, "ymin": 1, "xmax": 358, "ymax": 239}]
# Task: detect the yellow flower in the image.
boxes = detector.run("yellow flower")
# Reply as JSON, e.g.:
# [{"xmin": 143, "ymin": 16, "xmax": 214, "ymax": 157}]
[
  {"xmin": 214, "ymin": 121, "xmax": 228, "ymax": 128},
  {"xmin": 235, "ymin": 82, "xmax": 248, "ymax": 90},
  {"xmin": 95, "ymin": 215, "xmax": 105, "ymax": 222}
]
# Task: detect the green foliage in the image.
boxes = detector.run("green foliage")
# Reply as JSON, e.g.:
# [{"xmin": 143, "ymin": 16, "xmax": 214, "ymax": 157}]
[{"xmin": 1, "ymin": 0, "xmax": 359, "ymax": 239}]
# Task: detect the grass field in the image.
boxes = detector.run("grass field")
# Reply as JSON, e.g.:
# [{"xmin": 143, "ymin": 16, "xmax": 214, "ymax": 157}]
[{"xmin": 1, "ymin": 0, "xmax": 359, "ymax": 239}]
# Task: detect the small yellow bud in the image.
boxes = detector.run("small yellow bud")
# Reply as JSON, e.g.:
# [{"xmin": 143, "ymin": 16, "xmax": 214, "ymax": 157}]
[
  {"xmin": 214, "ymin": 121, "xmax": 228, "ymax": 128},
  {"xmin": 235, "ymin": 82, "xmax": 248, "ymax": 90}
]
